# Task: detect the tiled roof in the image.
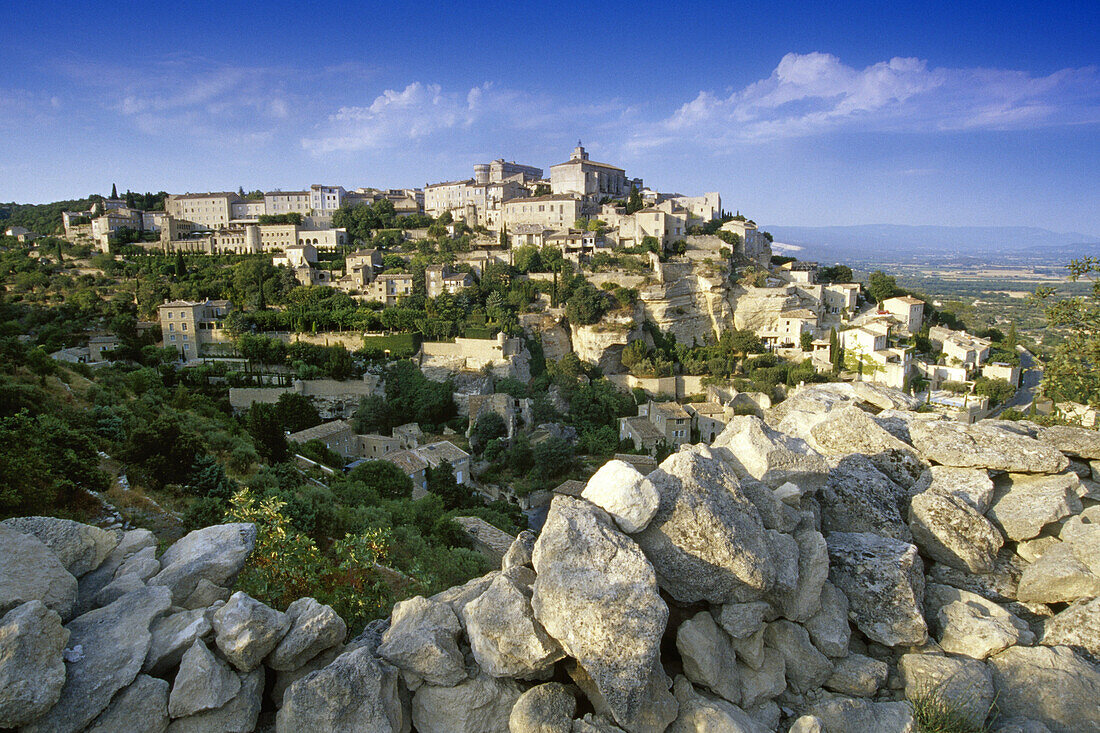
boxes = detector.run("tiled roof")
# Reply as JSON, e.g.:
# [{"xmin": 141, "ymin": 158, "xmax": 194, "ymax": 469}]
[
  {"xmin": 414, "ymin": 441, "xmax": 470, "ymax": 467},
  {"xmin": 288, "ymin": 419, "xmax": 353, "ymax": 444},
  {"xmin": 622, "ymin": 416, "xmax": 663, "ymax": 442},
  {"xmin": 382, "ymin": 450, "xmax": 429, "ymax": 475}
]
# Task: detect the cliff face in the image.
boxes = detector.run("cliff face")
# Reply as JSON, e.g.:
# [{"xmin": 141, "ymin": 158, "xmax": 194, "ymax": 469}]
[
  {"xmin": 4, "ymin": 384, "xmax": 1100, "ymax": 733},
  {"xmin": 570, "ymin": 311, "xmax": 639, "ymax": 372},
  {"xmin": 639, "ymin": 274, "xmax": 736, "ymax": 345}
]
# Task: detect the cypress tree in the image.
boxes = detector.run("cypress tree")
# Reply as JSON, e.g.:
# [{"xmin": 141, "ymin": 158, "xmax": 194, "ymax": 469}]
[{"xmin": 111, "ymin": 183, "xmax": 118, "ymax": 199}]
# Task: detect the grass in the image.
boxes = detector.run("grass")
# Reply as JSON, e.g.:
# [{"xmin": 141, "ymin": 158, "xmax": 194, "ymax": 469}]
[{"xmin": 910, "ymin": 683, "xmax": 995, "ymax": 733}]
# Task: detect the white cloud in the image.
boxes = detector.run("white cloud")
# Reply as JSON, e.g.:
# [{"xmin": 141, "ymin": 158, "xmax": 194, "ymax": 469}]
[{"xmin": 632, "ymin": 52, "xmax": 1100, "ymax": 149}]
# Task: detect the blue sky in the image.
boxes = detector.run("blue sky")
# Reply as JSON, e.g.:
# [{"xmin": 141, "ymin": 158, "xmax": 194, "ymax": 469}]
[{"xmin": 1, "ymin": 0, "xmax": 1098, "ymax": 234}]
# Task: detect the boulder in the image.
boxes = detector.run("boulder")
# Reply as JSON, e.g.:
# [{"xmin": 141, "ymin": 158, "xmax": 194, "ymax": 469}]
[
  {"xmin": 927, "ymin": 548, "xmax": 1025, "ymax": 603},
  {"xmin": 149, "ymin": 523, "xmax": 256, "ymax": 605},
  {"xmin": 266, "ymin": 597, "xmax": 346, "ymax": 672},
  {"xmin": 804, "ymin": 581, "xmax": 851, "ymax": 657},
  {"xmin": 736, "ymin": 647, "xmax": 786, "ymax": 709},
  {"xmin": 0, "ymin": 601, "xmax": 69, "ymax": 728},
  {"xmin": 572, "ymin": 713, "xmax": 626, "ymax": 732},
  {"xmin": 0, "ymin": 523, "xmax": 78, "ymax": 621},
  {"xmin": 818, "ymin": 454, "xmax": 911, "ymax": 541},
  {"xmin": 377, "ymin": 595, "xmax": 467, "ymax": 686},
  {"xmin": 730, "ymin": 627, "xmax": 767, "ymax": 670},
  {"xmin": 712, "ymin": 415, "xmax": 829, "ymax": 491},
  {"xmin": 1017, "ymin": 531, "xmax": 1100, "ymax": 604},
  {"xmin": 788, "ymin": 716, "xmax": 825, "ymax": 733},
  {"xmin": 1041, "ymin": 597, "xmax": 1100, "ymax": 660},
  {"xmin": 715, "ymin": 601, "xmax": 771, "ymax": 640},
  {"xmin": 824, "ymin": 653, "xmax": 888, "ymax": 697},
  {"xmin": 168, "ymin": 640, "xmax": 241, "ymax": 719},
  {"xmin": 532, "ymin": 496, "xmax": 670, "ymax": 732},
  {"xmin": 633, "ymin": 447, "xmax": 775, "ymax": 604},
  {"xmin": 1039, "ymin": 425, "xmax": 1100, "ymax": 459},
  {"xmin": 166, "ymin": 666, "xmax": 263, "ymax": 733},
  {"xmin": 914, "ymin": 465, "xmax": 996, "ymax": 513},
  {"xmin": 987, "ymin": 473, "xmax": 1081, "ymax": 541},
  {"xmin": 909, "ymin": 489, "xmax": 1004, "ymax": 573},
  {"xmin": 992, "ymin": 719, "xmax": 1056, "ymax": 733},
  {"xmin": 270, "ymin": 641, "xmax": 349, "ymax": 709},
  {"xmin": 412, "ymin": 668, "xmax": 522, "ymax": 733},
  {"xmin": 764, "ymin": 620, "xmax": 834, "ymax": 693},
  {"xmin": 909, "ymin": 420, "xmax": 1069, "ymax": 474},
  {"xmin": 826, "ymin": 531, "xmax": 927, "ymax": 647},
  {"xmin": 772, "ymin": 527, "xmax": 828, "ymax": 622},
  {"xmin": 277, "ymin": 647, "xmax": 406, "ymax": 733},
  {"xmin": 431, "ymin": 571, "xmax": 499, "ymax": 617},
  {"xmin": 181, "ymin": 579, "xmax": 230, "ymax": 611},
  {"xmin": 988, "ymin": 645, "xmax": 1100, "ymax": 733},
  {"xmin": 676, "ymin": 611, "xmax": 740, "ymax": 704},
  {"xmin": 211, "ymin": 591, "xmax": 290, "ymax": 672},
  {"xmin": 93, "ymin": 572, "xmax": 146, "ymax": 608},
  {"xmin": 1, "ymin": 517, "xmax": 118, "ymax": 578},
  {"xmin": 113, "ymin": 545, "xmax": 160, "ymax": 582},
  {"xmin": 899, "ymin": 653, "xmax": 994, "ymax": 729},
  {"xmin": 581, "ymin": 459, "xmax": 660, "ymax": 533},
  {"xmin": 925, "ymin": 583, "xmax": 1033, "ymax": 659},
  {"xmin": 23, "ymin": 585, "xmax": 172, "ymax": 733},
  {"xmin": 804, "ymin": 693, "xmax": 915, "ymax": 733},
  {"xmin": 668, "ymin": 677, "xmax": 764, "ymax": 733},
  {"xmin": 807, "ymin": 405, "xmax": 927, "ymax": 487},
  {"xmin": 144, "ymin": 607, "xmax": 214, "ymax": 676},
  {"xmin": 76, "ymin": 529, "xmax": 157, "ymax": 615},
  {"xmin": 462, "ymin": 571, "xmax": 564, "ymax": 679},
  {"xmin": 86, "ymin": 674, "xmax": 170, "ymax": 733},
  {"xmin": 509, "ymin": 682, "xmax": 576, "ymax": 733}
]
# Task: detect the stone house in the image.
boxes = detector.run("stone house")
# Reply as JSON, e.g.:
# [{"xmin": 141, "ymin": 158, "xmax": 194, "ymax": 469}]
[
  {"xmin": 881, "ymin": 296, "xmax": 925, "ymax": 334},
  {"xmin": 685, "ymin": 401, "xmax": 733, "ymax": 444},
  {"xmin": 287, "ymin": 420, "xmax": 359, "ymax": 459},
  {"xmin": 158, "ymin": 298, "xmax": 232, "ymax": 359}
]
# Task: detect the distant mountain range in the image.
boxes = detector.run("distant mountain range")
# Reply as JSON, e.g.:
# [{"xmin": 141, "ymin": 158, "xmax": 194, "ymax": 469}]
[{"xmin": 762, "ymin": 224, "xmax": 1100, "ymax": 265}]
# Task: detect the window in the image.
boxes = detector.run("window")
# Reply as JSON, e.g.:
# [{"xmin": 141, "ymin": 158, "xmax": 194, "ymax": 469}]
[
  {"xmin": 169, "ymin": 335, "xmax": 176, "ymax": 341},
  {"xmin": 168, "ymin": 324, "xmax": 174, "ymax": 332}
]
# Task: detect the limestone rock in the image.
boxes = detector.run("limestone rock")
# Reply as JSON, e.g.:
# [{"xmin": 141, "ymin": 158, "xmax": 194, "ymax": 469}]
[
  {"xmin": 804, "ymin": 581, "xmax": 851, "ymax": 657},
  {"xmin": 676, "ymin": 611, "xmax": 740, "ymax": 704},
  {"xmin": 826, "ymin": 531, "xmax": 927, "ymax": 647},
  {"xmin": 502, "ymin": 529, "xmax": 536, "ymax": 570},
  {"xmin": 181, "ymin": 579, "xmax": 230, "ymax": 611},
  {"xmin": 788, "ymin": 716, "xmax": 825, "ymax": 733},
  {"xmin": 0, "ymin": 601, "xmax": 69, "ymax": 728},
  {"xmin": 144, "ymin": 607, "xmax": 213, "ymax": 676},
  {"xmin": 715, "ymin": 601, "xmax": 771, "ymax": 640},
  {"xmin": 114, "ymin": 545, "xmax": 160, "ymax": 582},
  {"xmin": 93, "ymin": 572, "xmax": 146, "ymax": 608},
  {"xmin": 914, "ymin": 465, "xmax": 996, "ymax": 513},
  {"xmin": 266, "ymin": 597, "xmax": 346, "ymax": 672},
  {"xmin": 76, "ymin": 529, "xmax": 157, "ymax": 615},
  {"xmin": 899, "ymin": 653, "xmax": 994, "ymax": 728},
  {"xmin": 211, "ymin": 591, "xmax": 290, "ymax": 672},
  {"xmin": 168, "ymin": 640, "xmax": 240, "ymax": 718},
  {"xmin": 1, "ymin": 517, "xmax": 118, "ymax": 578},
  {"xmin": 532, "ymin": 496, "xmax": 669, "ymax": 731},
  {"xmin": 86, "ymin": 674, "xmax": 170, "ymax": 733},
  {"xmin": 572, "ymin": 713, "xmax": 626, "ymax": 732},
  {"xmin": 712, "ymin": 415, "xmax": 829, "ymax": 491},
  {"xmin": 807, "ymin": 405, "xmax": 927, "ymax": 487},
  {"xmin": 1041, "ymin": 597, "xmax": 1100, "ymax": 661},
  {"xmin": 992, "ymin": 719, "xmax": 1055, "ymax": 733},
  {"xmin": 988, "ymin": 645, "xmax": 1100, "ymax": 733},
  {"xmin": 736, "ymin": 646, "xmax": 786, "ymax": 709},
  {"xmin": 1017, "ymin": 531, "xmax": 1100, "ymax": 604},
  {"xmin": 276, "ymin": 647, "xmax": 406, "ymax": 733},
  {"xmin": 909, "ymin": 489, "xmax": 1004, "ymax": 573},
  {"xmin": 909, "ymin": 419, "xmax": 1069, "ymax": 473},
  {"xmin": 24, "ymin": 585, "xmax": 172, "ymax": 733},
  {"xmin": 412, "ymin": 668, "xmax": 522, "ymax": 733},
  {"xmin": 1039, "ymin": 425, "xmax": 1100, "ymax": 459},
  {"xmin": 149, "ymin": 523, "xmax": 256, "ymax": 605},
  {"xmin": 819, "ymin": 454, "xmax": 911, "ymax": 541},
  {"xmin": 925, "ymin": 583, "xmax": 1033, "ymax": 659},
  {"xmin": 730, "ymin": 626, "xmax": 767, "ymax": 670},
  {"xmin": 773, "ymin": 527, "xmax": 829, "ymax": 622},
  {"xmin": 270, "ymin": 641, "xmax": 348, "ymax": 708},
  {"xmin": 0, "ymin": 523, "xmax": 78, "ymax": 621},
  {"xmin": 167, "ymin": 666, "xmax": 263, "ymax": 733},
  {"xmin": 581, "ymin": 459, "xmax": 660, "ymax": 533},
  {"xmin": 509, "ymin": 682, "xmax": 576, "ymax": 733},
  {"xmin": 462, "ymin": 571, "xmax": 564, "ymax": 679},
  {"xmin": 765, "ymin": 620, "xmax": 833, "ymax": 693},
  {"xmin": 1016, "ymin": 535, "xmax": 1062, "ymax": 564},
  {"xmin": 668, "ymin": 677, "xmax": 764, "ymax": 733},
  {"xmin": 805, "ymin": 693, "xmax": 915, "ymax": 733},
  {"xmin": 634, "ymin": 447, "xmax": 775, "ymax": 604},
  {"xmin": 377, "ymin": 595, "xmax": 466, "ymax": 686},
  {"xmin": 824, "ymin": 653, "xmax": 888, "ymax": 697},
  {"xmin": 988, "ymin": 473, "xmax": 1082, "ymax": 541},
  {"xmin": 431, "ymin": 571, "xmax": 498, "ymax": 617},
  {"xmin": 927, "ymin": 548, "xmax": 1025, "ymax": 603}
]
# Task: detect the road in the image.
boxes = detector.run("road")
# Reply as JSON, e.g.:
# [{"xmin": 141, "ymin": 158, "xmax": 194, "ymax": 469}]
[{"xmin": 994, "ymin": 348, "xmax": 1041, "ymax": 415}]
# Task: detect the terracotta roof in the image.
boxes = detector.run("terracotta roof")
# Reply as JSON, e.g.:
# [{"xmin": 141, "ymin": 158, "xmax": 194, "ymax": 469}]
[
  {"xmin": 652, "ymin": 401, "xmax": 691, "ymax": 419},
  {"xmin": 382, "ymin": 450, "xmax": 429, "ymax": 475},
  {"xmin": 622, "ymin": 416, "xmax": 664, "ymax": 442}
]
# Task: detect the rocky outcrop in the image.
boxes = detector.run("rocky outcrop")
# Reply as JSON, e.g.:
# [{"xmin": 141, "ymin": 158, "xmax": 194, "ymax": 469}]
[
  {"xmin": 0, "ymin": 523, "xmax": 78, "ymax": 620},
  {"xmin": 0, "ymin": 601, "xmax": 69, "ymax": 728},
  {"xmin": 1, "ymin": 517, "xmax": 118, "ymax": 578}
]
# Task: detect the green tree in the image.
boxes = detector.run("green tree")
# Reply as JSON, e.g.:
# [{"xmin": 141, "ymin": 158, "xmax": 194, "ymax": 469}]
[
  {"xmin": 274, "ymin": 392, "xmax": 321, "ymax": 433},
  {"xmin": 246, "ymin": 403, "xmax": 289, "ymax": 463},
  {"xmin": 800, "ymin": 331, "xmax": 814, "ymax": 352},
  {"xmin": 626, "ymin": 186, "xmax": 644, "ymax": 215},
  {"xmin": 470, "ymin": 412, "xmax": 507, "ymax": 451},
  {"xmin": 867, "ymin": 271, "xmax": 900, "ymax": 304},
  {"xmin": 347, "ymin": 460, "xmax": 413, "ymax": 500},
  {"xmin": 110, "ymin": 183, "xmax": 118, "ymax": 199},
  {"xmin": 1034, "ymin": 257, "xmax": 1100, "ymax": 406},
  {"xmin": 354, "ymin": 395, "xmax": 392, "ymax": 435}
]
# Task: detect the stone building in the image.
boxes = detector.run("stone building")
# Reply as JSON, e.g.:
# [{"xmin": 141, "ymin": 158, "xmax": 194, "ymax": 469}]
[
  {"xmin": 550, "ymin": 143, "xmax": 642, "ymax": 208},
  {"xmin": 158, "ymin": 298, "xmax": 232, "ymax": 359}
]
